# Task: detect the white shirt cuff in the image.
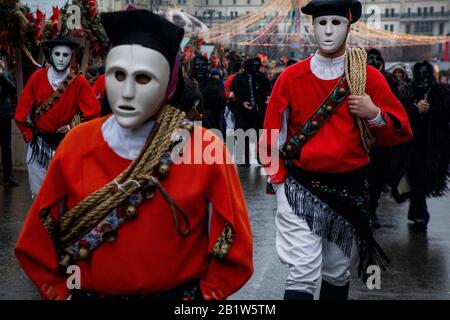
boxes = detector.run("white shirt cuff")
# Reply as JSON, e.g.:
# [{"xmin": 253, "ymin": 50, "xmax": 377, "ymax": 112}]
[{"xmin": 367, "ymin": 108, "xmax": 386, "ymax": 126}]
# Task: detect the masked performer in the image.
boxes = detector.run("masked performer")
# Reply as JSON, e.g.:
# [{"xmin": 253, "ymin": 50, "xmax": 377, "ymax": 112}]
[
  {"xmin": 366, "ymin": 48, "xmax": 409, "ymax": 227},
  {"xmin": 230, "ymin": 57, "xmax": 272, "ymax": 165},
  {"xmin": 261, "ymin": 0, "xmax": 412, "ymax": 300},
  {"xmin": 14, "ymin": 37, "xmax": 100, "ymax": 197},
  {"xmin": 189, "ymin": 55, "xmax": 226, "ymax": 131},
  {"xmin": 15, "ymin": 9, "xmax": 253, "ymax": 301},
  {"xmin": 398, "ymin": 61, "xmax": 450, "ymax": 232}
]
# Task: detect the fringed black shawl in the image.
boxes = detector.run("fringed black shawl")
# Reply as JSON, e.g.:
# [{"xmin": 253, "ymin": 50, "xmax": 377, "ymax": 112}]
[{"xmin": 285, "ymin": 164, "xmax": 390, "ymax": 281}]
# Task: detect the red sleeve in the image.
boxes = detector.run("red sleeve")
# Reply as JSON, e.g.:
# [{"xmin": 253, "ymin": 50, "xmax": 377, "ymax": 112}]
[
  {"xmin": 92, "ymin": 75, "xmax": 105, "ymax": 105},
  {"xmin": 366, "ymin": 66, "xmax": 413, "ymax": 146},
  {"xmin": 15, "ymin": 140, "xmax": 70, "ymax": 300},
  {"xmin": 224, "ymin": 74, "xmax": 235, "ymax": 99},
  {"xmin": 200, "ymin": 134, "xmax": 253, "ymax": 300},
  {"xmin": 76, "ymin": 76, "xmax": 101, "ymax": 120},
  {"xmin": 14, "ymin": 71, "xmax": 39, "ymax": 142},
  {"xmin": 259, "ymin": 71, "xmax": 290, "ymax": 184}
]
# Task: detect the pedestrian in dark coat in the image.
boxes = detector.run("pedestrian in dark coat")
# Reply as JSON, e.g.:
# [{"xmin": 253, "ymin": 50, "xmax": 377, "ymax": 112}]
[{"xmin": 0, "ymin": 56, "xmax": 18, "ymax": 187}]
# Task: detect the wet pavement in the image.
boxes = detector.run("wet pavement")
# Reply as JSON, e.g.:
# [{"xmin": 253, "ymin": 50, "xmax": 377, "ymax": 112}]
[{"xmin": 1, "ymin": 167, "xmax": 450, "ymax": 300}]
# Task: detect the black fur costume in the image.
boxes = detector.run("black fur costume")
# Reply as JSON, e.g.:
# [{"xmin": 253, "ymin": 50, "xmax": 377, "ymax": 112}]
[{"xmin": 397, "ymin": 62, "xmax": 450, "ymax": 228}]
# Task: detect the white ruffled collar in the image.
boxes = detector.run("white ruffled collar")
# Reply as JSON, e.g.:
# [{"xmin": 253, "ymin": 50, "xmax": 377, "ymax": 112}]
[
  {"xmin": 47, "ymin": 67, "xmax": 70, "ymax": 90},
  {"xmin": 310, "ymin": 51, "xmax": 346, "ymax": 80},
  {"xmin": 101, "ymin": 115, "xmax": 155, "ymax": 161}
]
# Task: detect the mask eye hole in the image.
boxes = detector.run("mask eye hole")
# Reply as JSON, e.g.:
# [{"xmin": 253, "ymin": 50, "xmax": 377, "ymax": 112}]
[
  {"xmin": 54, "ymin": 52, "xmax": 61, "ymax": 57},
  {"xmin": 115, "ymin": 71, "xmax": 126, "ymax": 82},
  {"xmin": 332, "ymin": 20, "xmax": 341, "ymax": 26},
  {"xmin": 136, "ymin": 74, "xmax": 151, "ymax": 85},
  {"xmin": 319, "ymin": 20, "xmax": 327, "ymax": 26},
  {"xmin": 63, "ymin": 53, "xmax": 69, "ymax": 58}
]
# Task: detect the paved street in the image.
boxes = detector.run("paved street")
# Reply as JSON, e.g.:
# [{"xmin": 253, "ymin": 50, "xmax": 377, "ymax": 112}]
[{"xmin": 1, "ymin": 167, "xmax": 450, "ymax": 300}]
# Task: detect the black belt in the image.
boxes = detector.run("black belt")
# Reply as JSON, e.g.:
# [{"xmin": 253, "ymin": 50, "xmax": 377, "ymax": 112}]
[
  {"xmin": 70, "ymin": 279, "xmax": 203, "ymax": 301},
  {"xmin": 36, "ymin": 131, "xmax": 66, "ymax": 150}
]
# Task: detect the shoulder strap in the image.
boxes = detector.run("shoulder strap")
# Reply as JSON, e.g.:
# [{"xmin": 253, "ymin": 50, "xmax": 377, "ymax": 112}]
[
  {"xmin": 32, "ymin": 70, "xmax": 81, "ymax": 122},
  {"xmin": 280, "ymin": 75, "xmax": 350, "ymax": 160}
]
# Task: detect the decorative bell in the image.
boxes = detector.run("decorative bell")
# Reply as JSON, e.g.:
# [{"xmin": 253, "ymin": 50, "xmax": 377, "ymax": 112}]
[
  {"xmin": 101, "ymin": 224, "xmax": 117, "ymax": 243},
  {"xmin": 143, "ymin": 185, "xmax": 156, "ymax": 200},
  {"xmin": 339, "ymin": 88, "xmax": 346, "ymax": 95},
  {"xmin": 299, "ymin": 134, "xmax": 306, "ymax": 141},
  {"xmin": 311, "ymin": 121, "xmax": 319, "ymax": 128},
  {"xmin": 326, "ymin": 105, "xmax": 333, "ymax": 112},
  {"xmin": 125, "ymin": 204, "xmax": 138, "ymax": 220},
  {"xmin": 77, "ymin": 245, "xmax": 90, "ymax": 261},
  {"xmin": 183, "ymin": 123, "xmax": 194, "ymax": 132},
  {"xmin": 285, "ymin": 144, "xmax": 293, "ymax": 152},
  {"xmin": 157, "ymin": 163, "xmax": 170, "ymax": 178}
]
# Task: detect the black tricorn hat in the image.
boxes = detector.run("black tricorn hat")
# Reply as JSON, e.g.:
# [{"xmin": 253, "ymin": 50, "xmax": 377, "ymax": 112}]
[
  {"xmin": 42, "ymin": 36, "xmax": 80, "ymax": 63},
  {"xmin": 301, "ymin": 0, "xmax": 362, "ymax": 24},
  {"xmin": 100, "ymin": 9, "xmax": 185, "ymax": 70}
]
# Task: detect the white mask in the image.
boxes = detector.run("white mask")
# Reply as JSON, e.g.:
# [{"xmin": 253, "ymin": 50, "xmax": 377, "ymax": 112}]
[
  {"xmin": 105, "ymin": 45, "xmax": 170, "ymax": 129},
  {"xmin": 313, "ymin": 15, "xmax": 349, "ymax": 54},
  {"xmin": 51, "ymin": 45, "xmax": 73, "ymax": 72}
]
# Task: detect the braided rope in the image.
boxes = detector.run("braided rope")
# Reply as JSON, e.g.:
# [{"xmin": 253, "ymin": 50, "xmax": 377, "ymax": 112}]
[
  {"xmin": 345, "ymin": 48, "xmax": 376, "ymax": 153},
  {"xmin": 59, "ymin": 105, "xmax": 186, "ymax": 244}
]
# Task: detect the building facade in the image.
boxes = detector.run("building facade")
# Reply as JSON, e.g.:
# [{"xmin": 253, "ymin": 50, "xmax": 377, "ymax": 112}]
[{"xmin": 360, "ymin": 0, "xmax": 450, "ymax": 36}]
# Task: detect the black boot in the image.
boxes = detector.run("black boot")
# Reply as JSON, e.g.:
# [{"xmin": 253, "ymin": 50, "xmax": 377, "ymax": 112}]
[
  {"xmin": 319, "ymin": 280, "xmax": 349, "ymax": 301},
  {"xmin": 284, "ymin": 290, "xmax": 314, "ymax": 300}
]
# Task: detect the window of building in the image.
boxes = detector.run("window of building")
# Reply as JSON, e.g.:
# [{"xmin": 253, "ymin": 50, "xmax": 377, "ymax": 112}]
[
  {"xmin": 418, "ymin": 7, "xmax": 422, "ymax": 16},
  {"xmin": 439, "ymin": 23, "xmax": 444, "ymax": 35},
  {"xmin": 407, "ymin": 8, "xmax": 411, "ymax": 16},
  {"xmin": 430, "ymin": 7, "xmax": 434, "ymax": 15},
  {"xmin": 385, "ymin": 8, "xmax": 389, "ymax": 17},
  {"xmin": 390, "ymin": 24, "xmax": 394, "ymax": 32},
  {"xmin": 384, "ymin": 24, "xmax": 388, "ymax": 31},
  {"xmin": 391, "ymin": 9, "xmax": 394, "ymax": 16},
  {"xmin": 406, "ymin": 24, "xmax": 411, "ymax": 34},
  {"xmin": 218, "ymin": 11, "xmax": 222, "ymax": 19},
  {"xmin": 424, "ymin": 7, "xmax": 428, "ymax": 16},
  {"xmin": 415, "ymin": 21, "xmax": 434, "ymax": 34},
  {"xmin": 247, "ymin": 0, "xmax": 251, "ymax": 4},
  {"xmin": 219, "ymin": 0, "xmax": 222, "ymax": 4},
  {"xmin": 442, "ymin": 6, "xmax": 445, "ymax": 14},
  {"xmin": 261, "ymin": 0, "xmax": 265, "ymax": 4}
]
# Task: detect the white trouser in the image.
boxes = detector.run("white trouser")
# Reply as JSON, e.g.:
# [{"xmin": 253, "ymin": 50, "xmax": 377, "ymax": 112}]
[
  {"xmin": 274, "ymin": 183, "xmax": 359, "ymax": 295},
  {"xmin": 26, "ymin": 142, "xmax": 54, "ymax": 198}
]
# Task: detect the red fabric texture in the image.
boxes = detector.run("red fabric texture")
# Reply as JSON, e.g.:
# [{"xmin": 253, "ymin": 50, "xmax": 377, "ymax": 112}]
[
  {"xmin": 260, "ymin": 56, "xmax": 413, "ymax": 183},
  {"xmin": 15, "ymin": 118, "xmax": 253, "ymax": 300},
  {"xmin": 14, "ymin": 68, "xmax": 100, "ymax": 142}
]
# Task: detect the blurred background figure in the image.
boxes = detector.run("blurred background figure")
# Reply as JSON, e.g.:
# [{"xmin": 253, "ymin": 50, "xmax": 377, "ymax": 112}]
[
  {"xmin": 392, "ymin": 63, "xmax": 411, "ymax": 89},
  {"xmin": 0, "ymin": 53, "xmax": 18, "ymax": 187},
  {"xmin": 398, "ymin": 61, "xmax": 450, "ymax": 232},
  {"xmin": 189, "ymin": 55, "xmax": 226, "ymax": 131},
  {"xmin": 230, "ymin": 57, "xmax": 272, "ymax": 166}
]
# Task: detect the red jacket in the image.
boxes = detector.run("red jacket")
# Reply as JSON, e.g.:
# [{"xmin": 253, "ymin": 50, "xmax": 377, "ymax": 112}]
[
  {"xmin": 14, "ymin": 68, "xmax": 100, "ymax": 142},
  {"xmin": 15, "ymin": 117, "xmax": 253, "ymax": 300},
  {"xmin": 260, "ymin": 56, "xmax": 413, "ymax": 183}
]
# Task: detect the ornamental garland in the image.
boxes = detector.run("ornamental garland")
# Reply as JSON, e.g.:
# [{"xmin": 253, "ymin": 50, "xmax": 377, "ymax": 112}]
[{"xmin": 0, "ymin": 0, "xmax": 109, "ymax": 63}]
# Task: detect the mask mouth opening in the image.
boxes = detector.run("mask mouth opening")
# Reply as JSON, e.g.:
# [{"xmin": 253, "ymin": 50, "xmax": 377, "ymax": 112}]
[{"xmin": 118, "ymin": 105, "xmax": 136, "ymax": 112}]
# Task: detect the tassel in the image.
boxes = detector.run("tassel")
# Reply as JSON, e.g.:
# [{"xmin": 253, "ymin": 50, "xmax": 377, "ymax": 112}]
[
  {"xmin": 285, "ymin": 177, "xmax": 390, "ymax": 284},
  {"xmin": 284, "ymin": 177, "xmax": 356, "ymax": 258}
]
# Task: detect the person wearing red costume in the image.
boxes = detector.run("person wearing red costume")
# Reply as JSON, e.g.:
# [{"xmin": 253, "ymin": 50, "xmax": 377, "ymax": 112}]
[
  {"xmin": 14, "ymin": 37, "xmax": 100, "ymax": 197},
  {"xmin": 260, "ymin": 0, "xmax": 412, "ymax": 300},
  {"xmin": 15, "ymin": 9, "xmax": 253, "ymax": 301}
]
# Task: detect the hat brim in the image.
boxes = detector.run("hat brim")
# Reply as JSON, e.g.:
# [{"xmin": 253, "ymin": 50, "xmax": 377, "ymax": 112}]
[
  {"xmin": 301, "ymin": 1, "xmax": 362, "ymax": 24},
  {"xmin": 42, "ymin": 39, "xmax": 80, "ymax": 50}
]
